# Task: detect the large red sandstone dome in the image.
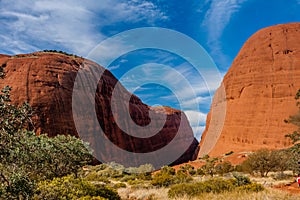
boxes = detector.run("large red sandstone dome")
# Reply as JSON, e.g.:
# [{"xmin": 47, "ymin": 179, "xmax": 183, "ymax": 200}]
[
  {"xmin": 0, "ymin": 52, "xmax": 199, "ymax": 167},
  {"xmin": 199, "ymin": 23, "xmax": 300, "ymax": 157}
]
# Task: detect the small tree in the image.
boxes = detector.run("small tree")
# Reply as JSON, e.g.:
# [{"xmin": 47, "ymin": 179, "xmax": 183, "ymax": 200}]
[
  {"xmin": 285, "ymin": 89, "xmax": 300, "ymax": 174},
  {"xmin": 241, "ymin": 149, "xmax": 280, "ymax": 177},
  {"xmin": 216, "ymin": 161, "xmax": 234, "ymax": 176},
  {"xmin": 272, "ymin": 149, "xmax": 292, "ymax": 174},
  {"xmin": 200, "ymin": 155, "xmax": 219, "ymax": 177},
  {"xmin": 0, "ymin": 81, "xmax": 93, "ymax": 198}
]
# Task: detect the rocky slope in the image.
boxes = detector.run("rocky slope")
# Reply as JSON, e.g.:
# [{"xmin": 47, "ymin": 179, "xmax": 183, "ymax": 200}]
[
  {"xmin": 199, "ymin": 23, "xmax": 300, "ymax": 157},
  {"xmin": 0, "ymin": 52, "xmax": 198, "ymax": 167}
]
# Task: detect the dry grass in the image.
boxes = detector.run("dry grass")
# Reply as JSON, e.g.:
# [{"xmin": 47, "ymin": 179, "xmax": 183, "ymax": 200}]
[
  {"xmin": 118, "ymin": 187, "xmax": 300, "ymax": 200},
  {"xmin": 118, "ymin": 187, "xmax": 169, "ymax": 200},
  {"xmin": 117, "ymin": 171, "xmax": 299, "ymax": 200},
  {"xmin": 175, "ymin": 189, "xmax": 300, "ymax": 200}
]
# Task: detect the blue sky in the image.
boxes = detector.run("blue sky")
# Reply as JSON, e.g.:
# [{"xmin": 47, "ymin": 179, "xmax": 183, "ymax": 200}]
[{"xmin": 0, "ymin": 0, "xmax": 300, "ymax": 140}]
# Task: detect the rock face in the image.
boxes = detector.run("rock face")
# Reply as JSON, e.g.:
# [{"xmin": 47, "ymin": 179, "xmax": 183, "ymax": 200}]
[
  {"xmin": 199, "ymin": 23, "xmax": 300, "ymax": 157},
  {"xmin": 0, "ymin": 52, "xmax": 198, "ymax": 167}
]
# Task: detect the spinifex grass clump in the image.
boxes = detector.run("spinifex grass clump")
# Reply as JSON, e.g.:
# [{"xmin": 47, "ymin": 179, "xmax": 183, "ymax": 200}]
[{"xmin": 168, "ymin": 175, "xmax": 264, "ymax": 198}]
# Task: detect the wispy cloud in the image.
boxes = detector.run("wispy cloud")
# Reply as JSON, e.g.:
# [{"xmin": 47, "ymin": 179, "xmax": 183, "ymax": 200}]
[
  {"xmin": 0, "ymin": 0, "xmax": 167, "ymax": 55},
  {"xmin": 184, "ymin": 110, "xmax": 207, "ymax": 140},
  {"xmin": 202, "ymin": 0, "xmax": 247, "ymax": 69}
]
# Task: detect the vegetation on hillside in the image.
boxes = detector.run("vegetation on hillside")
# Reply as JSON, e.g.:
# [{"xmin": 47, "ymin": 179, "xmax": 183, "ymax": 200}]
[
  {"xmin": 41, "ymin": 49, "xmax": 81, "ymax": 58},
  {"xmin": 0, "ymin": 73, "xmax": 108, "ymax": 199}
]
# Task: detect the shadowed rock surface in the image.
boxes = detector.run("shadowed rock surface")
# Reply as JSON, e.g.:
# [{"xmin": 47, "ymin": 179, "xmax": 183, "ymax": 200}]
[
  {"xmin": 199, "ymin": 23, "xmax": 300, "ymax": 157},
  {"xmin": 0, "ymin": 52, "xmax": 199, "ymax": 167}
]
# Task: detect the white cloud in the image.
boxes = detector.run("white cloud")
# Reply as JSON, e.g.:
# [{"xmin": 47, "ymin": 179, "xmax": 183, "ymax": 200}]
[
  {"xmin": 184, "ymin": 110, "xmax": 207, "ymax": 140},
  {"xmin": 181, "ymin": 96, "xmax": 211, "ymax": 107},
  {"xmin": 192, "ymin": 126, "xmax": 206, "ymax": 140},
  {"xmin": 202, "ymin": 0, "xmax": 248, "ymax": 68},
  {"xmin": 185, "ymin": 110, "xmax": 207, "ymax": 125},
  {"xmin": 0, "ymin": 0, "xmax": 167, "ymax": 55}
]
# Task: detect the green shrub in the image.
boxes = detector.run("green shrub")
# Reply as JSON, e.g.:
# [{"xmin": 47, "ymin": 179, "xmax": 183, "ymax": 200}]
[
  {"xmin": 151, "ymin": 173, "xmax": 174, "ymax": 187},
  {"xmin": 168, "ymin": 178, "xmax": 235, "ymax": 198},
  {"xmin": 151, "ymin": 166, "xmax": 192, "ymax": 187},
  {"xmin": 203, "ymin": 178, "xmax": 235, "ymax": 193},
  {"xmin": 233, "ymin": 174, "xmax": 251, "ymax": 186},
  {"xmin": 127, "ymin": 179, "xmax": 145, "ymax": 186},
  {"xmin": 168, "ymin": 183, "xmax": 199, "ymax": 198},
  {"xmin": 188, "ymin": 169, "xmax": 197, "ymax": 176},
  {"xmin": 168, "ymin": 176, "xmax": 264, "ymax": 198},
  {"xmin": 196, "ymin": 168, "xmax": 205, "ymax": 176},
  {"xmin": 160, "ymin": 166, "xmax": 176, "ymax": 175},
  {"xmin": 215, "ymin": 161, "xmax": 234, "ymax": 175},
  {"xmin": 237, "ymin": 183, "xmax": 264, "ymax": 192},
  {"xmin": 200, "ymin": 156, "xmax": 219, "ymax": 177},
  {"xmin": 120, "ymin": 175, "xmax": 137, "ymax": 182},
  {"xmin": 78, "ymin": 196, "xmax": 107, "ymax": 200},
  {"xmin": 34, "ymin": 175, "xmax": 120, "ymax": 200},
  {"xmin": 151, "ymin": 166, "xmax": 175, "ymax": 187},
  {"xmin": 4, "ymin": 172, "xmax": 35, "ymax": 199},
  {"xmin": 84, "ymin": 171, "xmax": 111, "ymax": 183},
  {"xmin": 234, "ymin": 165, "xmax": 243, "ymax": 172},
  {"xmin": 174, "ymin": 171, "xmax": 193, "ymax": 184},
  {"xmin": 124, "ymin": 164, "xmax": 154, "ymax": 175},
  {"xmin": 113, "ymin": 182, "xmax": 126, "ymax": 189}
]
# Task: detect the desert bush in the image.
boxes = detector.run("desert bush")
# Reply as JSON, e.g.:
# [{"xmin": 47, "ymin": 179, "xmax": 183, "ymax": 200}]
[
  {"xmin": 168, "ymin": 178, "xmax": 235, "ymax": 198},
  {"xmin": 127, "ymin": 179, "xmax": 145, "ymax": 186},
  {"xmin": 124, "ymin": 164, "xmax": 154, "ymax": 175},
  {"xmin": 179, "ymin": 164, "xmax": 197, "ymax": 176},
  {"xmin": 196, "ymin": 168, "xmax": 205, "ymax": 176},
  {"xmin": 3, "ymin": 171, "xmax": 35, "ymax": 199},
  {"xmin": 151, "ymin": 172, "xmax": 174, "ymax": 187},
  {"xmin": 168, "ymin": 183, "xmax": 199, "ymax": 198},
  {"xmin": 199, "ymin": 155, "xmax": 219, "ymax": 177},
  {"xmin": 34, "ymin": 175, "xmax": 120, "ymax": 200},
  {"xmin": 189, "ymin": 169, "xmax": 197, "ymax": 176},
  {"xmin": 113, "ymin": 182, "xmax": 126, "ymax": 189},
  {"xmin": 237, "ymin": 183, "xmax": 264, "ymax": 192},
  {"xmin": 232, "ymin": 174, "xmax": 251, "ymax": 186},
  {"xmin": 234, "ymin": 165, "xmax": 243, "ymax": 172},
  {"xmin": 120, "ymin": 175, "xmax": 137, "ymax": 182},
  {"xmin": 215, "ymin": 161, "xmax": 234, "ymax": 175},
  {"xmin": 151, "ymin": 166, "xmax": 175, "ymax": 187},
  {"xmin": 84, "ymin": 172, "xmax": 111, "ymax": 183},
  {"xmin": 168, "ymin": 177, "xmax": 264, "ymax": 198},
  {"xmin": 78, "ymin": 196, "xmax": 106, "ymax": 200},
  {"xmin": 160, "ymin": 166, "xmax": 176, "ymax": 175},
  {"xmin": 151, "ymin": 166, "xmax": 192, "ymax": 187},
  {"xmin": 174, "ymin": 171, "xmax": 193, "ymax": 184}
]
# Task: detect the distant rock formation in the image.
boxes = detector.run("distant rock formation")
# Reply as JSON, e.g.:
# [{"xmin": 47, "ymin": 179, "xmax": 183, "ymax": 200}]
[
  {"xmin": 199, "ymin": 23, "xmax": 300, "ymax": 157},
  {"xmin": 0, "ymin": 52, "xmax": 198, "ymax": 167}
]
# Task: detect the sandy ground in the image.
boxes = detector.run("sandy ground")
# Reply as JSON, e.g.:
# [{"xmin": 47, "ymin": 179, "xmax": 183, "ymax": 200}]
[{"xmin": 273, "ymin": 182, "xmax": 300, "ymax": 194}]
